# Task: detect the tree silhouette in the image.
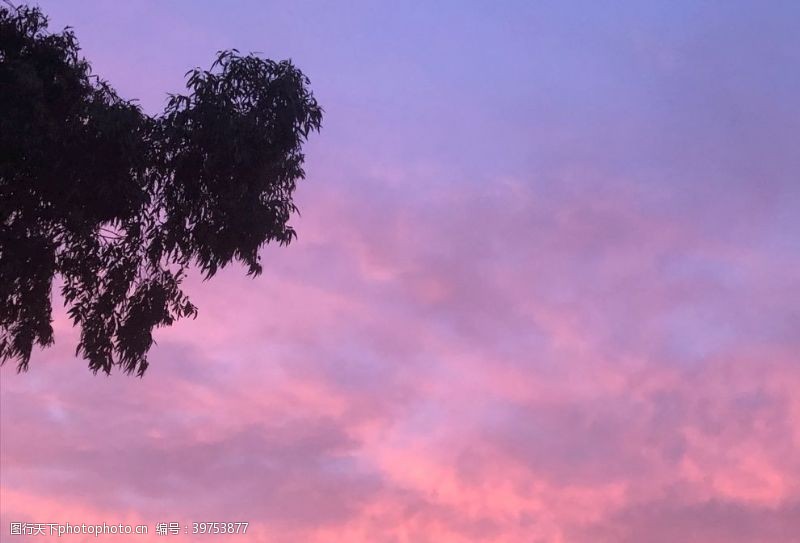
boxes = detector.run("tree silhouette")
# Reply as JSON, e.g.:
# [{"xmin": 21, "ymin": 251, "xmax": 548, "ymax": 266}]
[{"xmin": 0, "ymin": 5, "xmax": 322, "ymax": 375}]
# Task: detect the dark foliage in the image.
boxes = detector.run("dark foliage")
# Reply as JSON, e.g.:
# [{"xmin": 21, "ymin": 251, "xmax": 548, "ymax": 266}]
[{"xmin": 0, "ymin": 6, "xmax": 322, "ymax": 375}]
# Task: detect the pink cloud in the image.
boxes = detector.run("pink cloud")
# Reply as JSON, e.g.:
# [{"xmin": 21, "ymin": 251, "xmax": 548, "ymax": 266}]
[{"xmin": 4, "ymin": 164, "xmax": 799, "ymax": 542}]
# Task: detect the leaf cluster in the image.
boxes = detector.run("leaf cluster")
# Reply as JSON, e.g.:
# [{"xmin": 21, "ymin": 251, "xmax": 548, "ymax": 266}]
[{"xmin": 0, "ymin": 6, "xmax": 322, "ymax": 375}]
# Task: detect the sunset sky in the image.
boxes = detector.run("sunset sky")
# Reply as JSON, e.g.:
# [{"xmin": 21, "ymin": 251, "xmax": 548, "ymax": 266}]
[{"xmin": 2, "ymin": 1, "xmax": 800, "ymax": 541}]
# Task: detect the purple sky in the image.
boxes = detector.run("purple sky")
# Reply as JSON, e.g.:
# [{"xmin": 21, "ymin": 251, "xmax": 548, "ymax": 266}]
[{"xmin": 2, "ymin": 1, "xmax": 800, "ymax": 541}]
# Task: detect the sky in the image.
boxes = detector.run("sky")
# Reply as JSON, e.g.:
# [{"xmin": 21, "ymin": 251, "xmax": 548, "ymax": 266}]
[{"xmin": 2, "ymin": 1, "xmax": 800, "ymax": 541}]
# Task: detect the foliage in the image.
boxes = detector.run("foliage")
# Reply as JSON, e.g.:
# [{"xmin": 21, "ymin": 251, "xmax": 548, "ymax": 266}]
[{"xmin": 0, "ymin": 5, "xmax": 322, "ymax": 375}]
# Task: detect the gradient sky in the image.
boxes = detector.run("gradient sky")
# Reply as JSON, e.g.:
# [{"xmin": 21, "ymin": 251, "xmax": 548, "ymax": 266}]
[{"xmin": 2, "ymin": 1, "xmax": 800, "ymax": 542}]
